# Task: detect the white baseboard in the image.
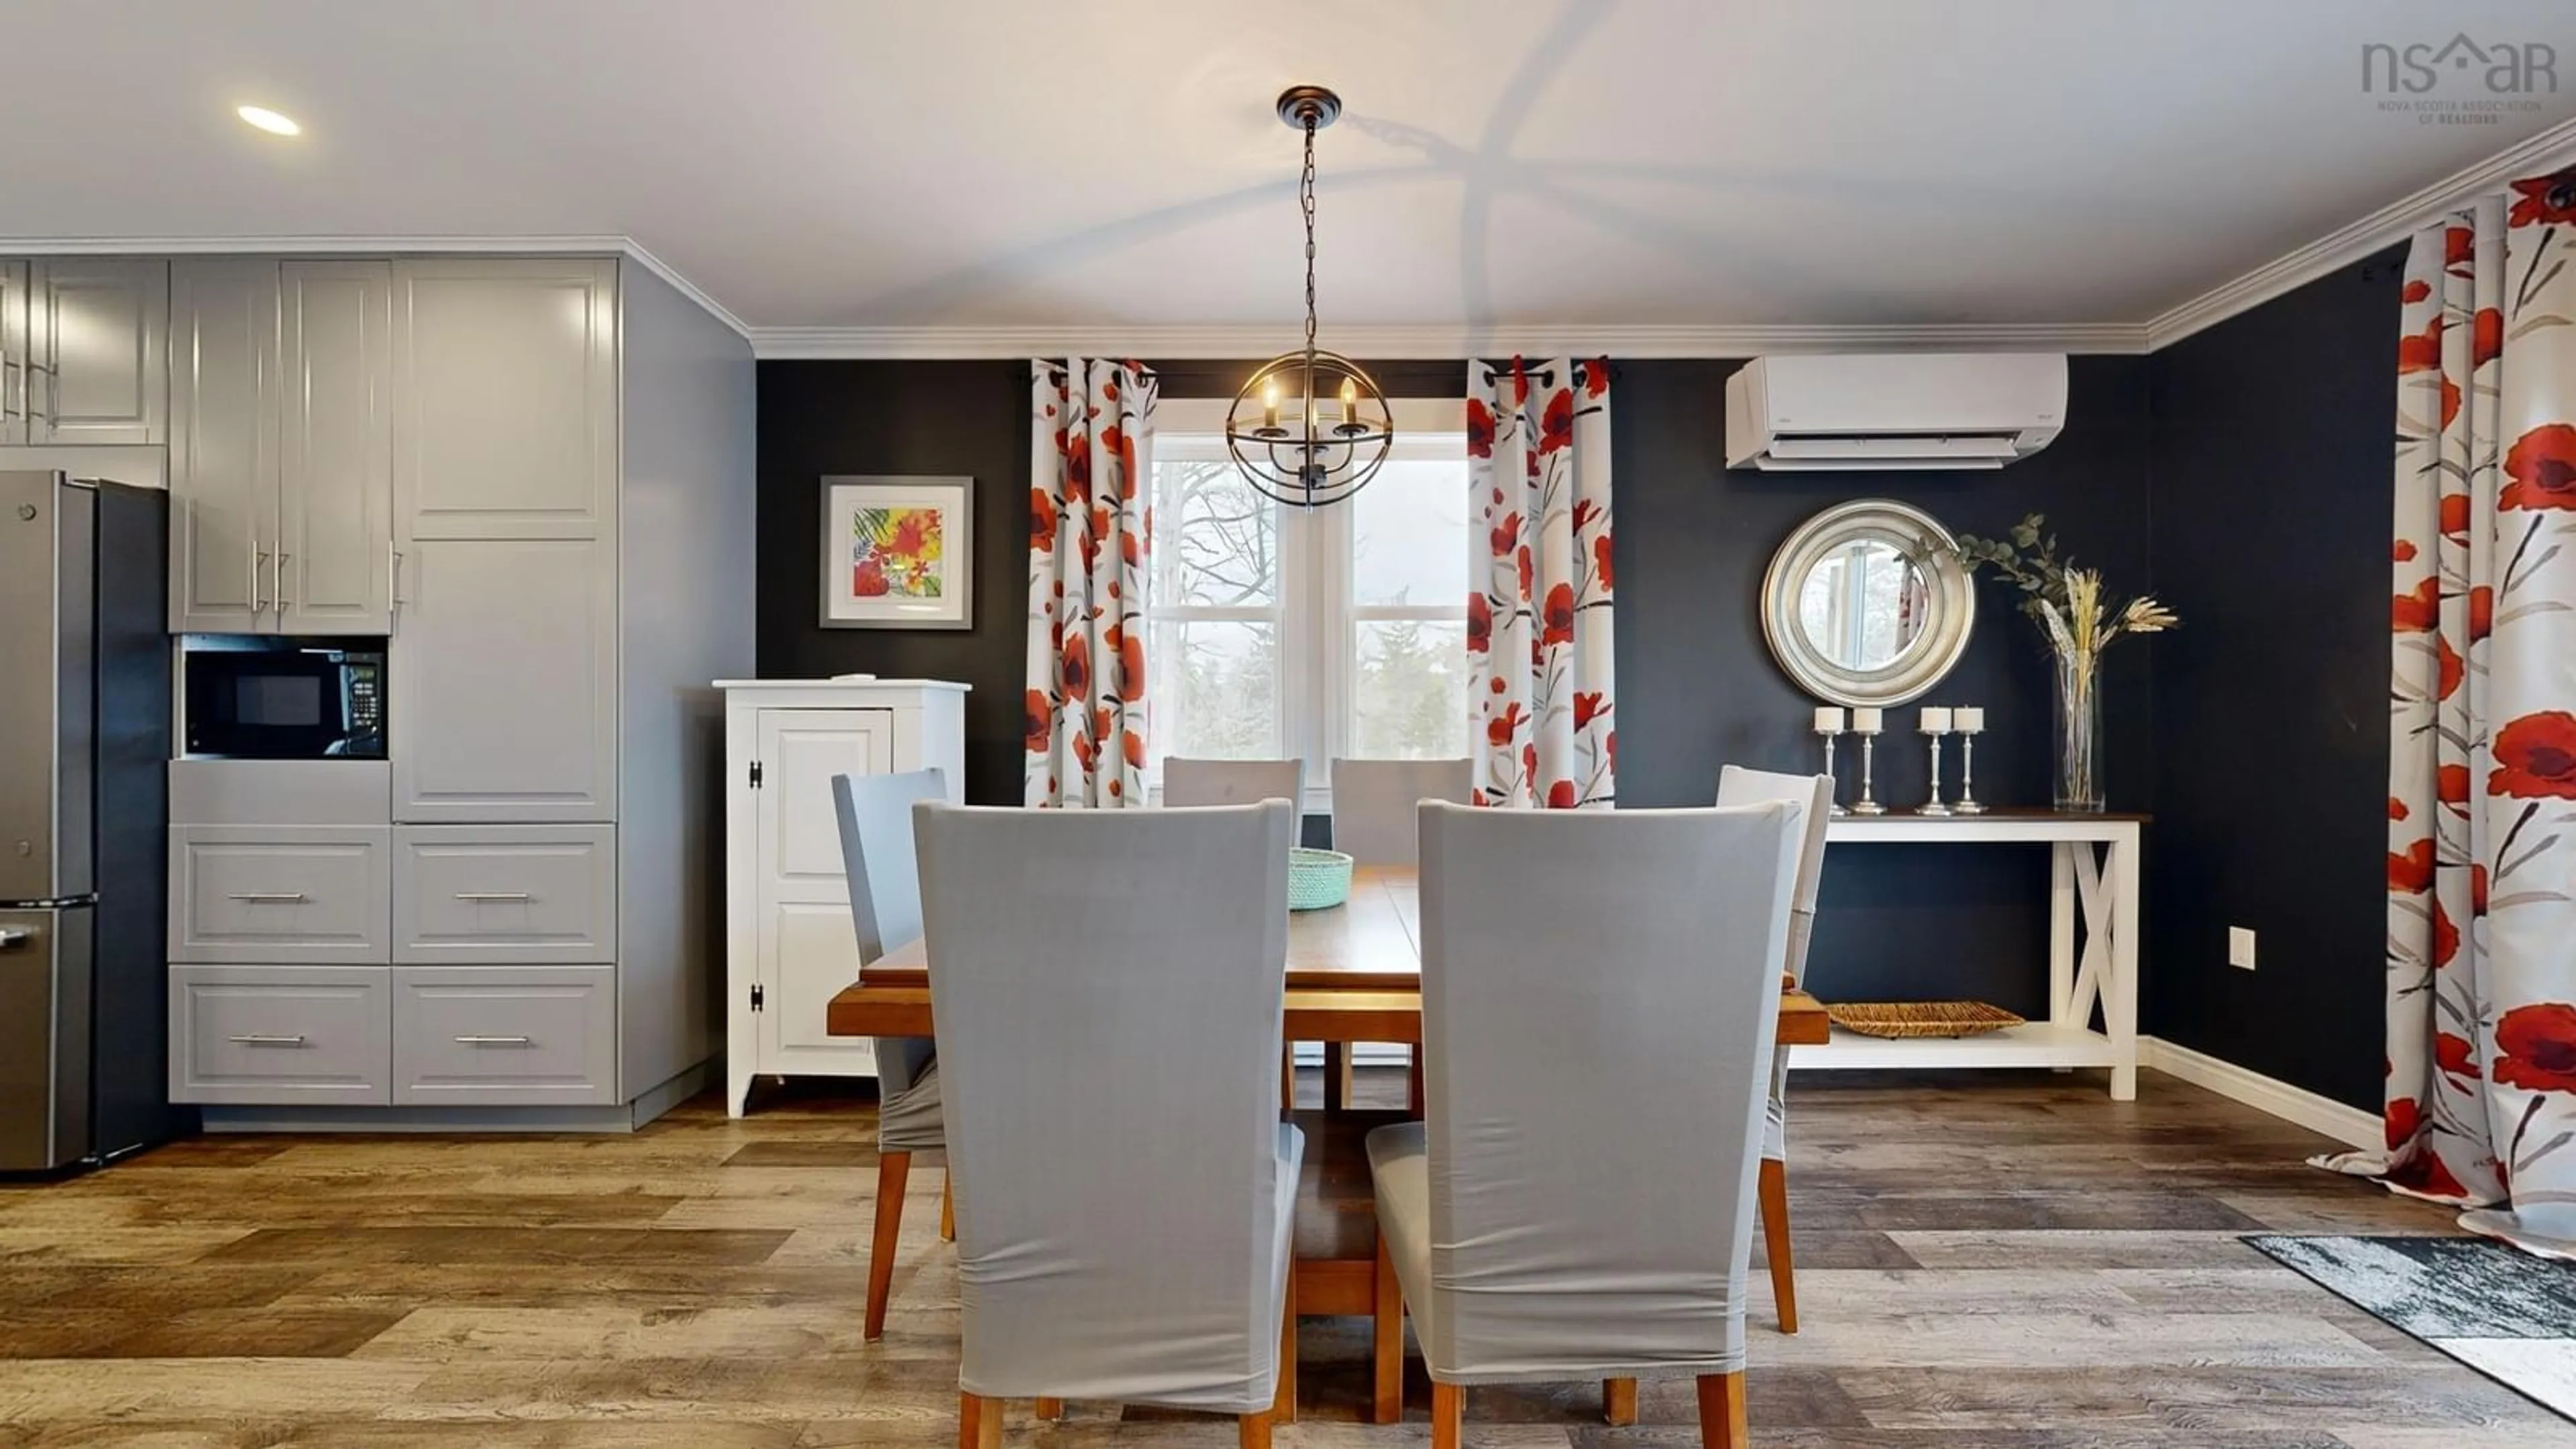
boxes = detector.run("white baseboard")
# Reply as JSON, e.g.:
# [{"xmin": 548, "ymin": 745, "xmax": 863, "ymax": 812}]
[{"xmin": 2140, "ymin": 1036, "xmax": 2381, "ymax": 1149}]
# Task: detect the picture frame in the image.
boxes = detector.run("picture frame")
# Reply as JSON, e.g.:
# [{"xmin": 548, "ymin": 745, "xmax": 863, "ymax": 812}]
[{"xmin": 818, "ymin": 475, "xmax": 975, "ymax": 631}]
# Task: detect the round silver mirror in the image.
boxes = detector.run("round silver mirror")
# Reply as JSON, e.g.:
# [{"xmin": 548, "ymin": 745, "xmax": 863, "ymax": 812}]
[{"xmin": 1761, "ymin": 499, "xmax": 1976, "ymax": 707}]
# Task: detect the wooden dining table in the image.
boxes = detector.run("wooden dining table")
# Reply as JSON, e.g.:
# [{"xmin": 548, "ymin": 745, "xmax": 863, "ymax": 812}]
[
  {"xmin": 826, "ymin": 864, "xmax": 1830, "ymax": 1049},
  {"xmin": 824, "ymin": 865, "xmax": 1827, "ymax": 1424}
]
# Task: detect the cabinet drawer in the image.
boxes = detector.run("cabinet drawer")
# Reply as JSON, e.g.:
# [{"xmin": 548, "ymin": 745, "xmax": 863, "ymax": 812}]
[
  {"xmin": 170, "ymin": 965, "xmax": 392, "ymax": 1105},
  {"xmin": 170, "ymin": 826, "xmax": 392, "ymax": 965},
  {"xmin": 392, "ymin": 966, "xmax": 615, "ymax": 1105},
  {"xmin": 394, "ymin": 826, "xmax": 614, "ymax": 965}
]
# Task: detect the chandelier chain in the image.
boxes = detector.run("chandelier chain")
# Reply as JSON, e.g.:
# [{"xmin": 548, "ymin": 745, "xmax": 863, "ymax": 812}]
[{"xmin": 1301, "ymin": 111, "xmax": 1318, "ymax": 356}]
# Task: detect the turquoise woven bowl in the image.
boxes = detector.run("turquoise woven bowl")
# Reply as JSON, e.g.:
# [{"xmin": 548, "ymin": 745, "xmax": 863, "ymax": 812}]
[{"xmin": 1288, "ymin": 847, "xmax": 1354, "ymax": 912}]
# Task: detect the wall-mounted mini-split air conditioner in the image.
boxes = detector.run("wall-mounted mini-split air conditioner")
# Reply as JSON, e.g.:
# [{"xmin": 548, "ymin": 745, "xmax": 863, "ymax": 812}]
[{"xmin": 1723, "ymin": 352, "xmax": 2070, "ymax": 471}]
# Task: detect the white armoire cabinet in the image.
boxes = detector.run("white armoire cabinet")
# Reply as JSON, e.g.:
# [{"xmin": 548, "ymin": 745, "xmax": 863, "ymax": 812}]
[{"xmin": 718, "ymin": 679, "xmax": 968, "ymax": 1116}]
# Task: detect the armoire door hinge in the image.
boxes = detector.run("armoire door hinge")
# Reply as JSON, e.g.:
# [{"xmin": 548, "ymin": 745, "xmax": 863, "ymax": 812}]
[
  {"xmin": 749, "ymin": 760, "xmax": 763, "ymax": 788},
  {"xmin": 751, "ymin": 983, "xmax": 765, "ymax": 1010}
]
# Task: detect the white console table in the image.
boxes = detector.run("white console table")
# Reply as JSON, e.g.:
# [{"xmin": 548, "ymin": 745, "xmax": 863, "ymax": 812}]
[{"xmin": 1792, "ymin": 809, "xmax": 2145, "ymax": 1100}]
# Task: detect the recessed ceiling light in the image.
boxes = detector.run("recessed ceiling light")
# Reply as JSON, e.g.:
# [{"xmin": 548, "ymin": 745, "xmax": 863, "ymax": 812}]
[{"xmin": 236, "ymin": 105, "xmax": 301, "ymax": 136}]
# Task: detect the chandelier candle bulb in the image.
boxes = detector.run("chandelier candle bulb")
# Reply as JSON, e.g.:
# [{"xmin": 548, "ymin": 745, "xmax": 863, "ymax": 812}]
[
  {"xmin": 1955, "ymin": 706, "xmax": 1986, "ymax": 733},
  {"xmin": 1813, "ymin": 706, "xmax": 1845, "ymax": 734},
  {"xmin": 1263, "ymin": 381, "xmax": 1279, "ymax": 431},
  {"xmin": 1920, "ymin": 706, "xmax": 1953, "ymax": 734}
]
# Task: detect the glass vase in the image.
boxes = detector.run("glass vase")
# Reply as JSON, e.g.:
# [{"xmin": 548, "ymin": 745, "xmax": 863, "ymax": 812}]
[{"xmin": 2053, "ymin": 649, "xmax": 2105, "ymax": 812}]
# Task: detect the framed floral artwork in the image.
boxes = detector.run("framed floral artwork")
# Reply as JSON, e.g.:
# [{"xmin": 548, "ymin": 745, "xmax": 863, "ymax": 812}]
[{"xmin": 818, "ymin": 476, "xmax": 975, "ymax": 630}]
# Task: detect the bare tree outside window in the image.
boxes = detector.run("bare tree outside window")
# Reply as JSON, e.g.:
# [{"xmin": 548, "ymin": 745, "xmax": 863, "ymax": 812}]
[{"xmin": 1146, "ymin": 433, "xmax": 1469, "ymax": 792}]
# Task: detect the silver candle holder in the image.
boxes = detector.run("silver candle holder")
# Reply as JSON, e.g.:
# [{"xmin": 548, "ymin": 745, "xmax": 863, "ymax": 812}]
[
  {"xmin": 1954, "ymin": 707, "xmax": 1988, "ymax": 814},
  {"xmin": 1813, "ymin": 707, "xmax": 1849, "ymax": 816},
  {"xmin": 1919, "ymin": 708, "xmax": 1953, "ymax": 816},
  {"xmin": 1849, "ymin": 711, "xmax": 1886, "ymax": 815}
]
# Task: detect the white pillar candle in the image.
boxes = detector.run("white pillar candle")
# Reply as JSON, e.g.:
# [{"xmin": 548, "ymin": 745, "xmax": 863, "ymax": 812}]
[
  {"xmin": 1813, "ymin": 706, "xmax": 1845, "ymax": 734},
  {"xmin": 1955, "ymin": 706, "xmax": 1986, "ymax": 733},
  {"xmin": 1919, "ymin": 706, "xmax": 1953, "ymax": 734},
  {"xmin": 1851, "ymin": 707, "xmax": 1883, "ymax": 734}
]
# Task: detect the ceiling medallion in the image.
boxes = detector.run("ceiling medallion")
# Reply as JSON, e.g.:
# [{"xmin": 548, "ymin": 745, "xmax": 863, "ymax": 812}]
[{"xmin": 1224, "ymin": 85, "xmax": 1393, "ymax": 508}]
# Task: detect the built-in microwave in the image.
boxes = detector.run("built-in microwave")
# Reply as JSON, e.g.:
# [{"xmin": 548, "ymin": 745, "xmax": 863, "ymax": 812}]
[{"xmin": 180, "ymin": 638, "xmax": 386, "ymax": 759}]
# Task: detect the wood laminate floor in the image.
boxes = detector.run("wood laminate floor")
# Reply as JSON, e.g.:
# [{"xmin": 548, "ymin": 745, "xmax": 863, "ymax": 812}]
[{"xmin": 0, "ymin": 1071, "xmax": 2565, "ymax": 1448}]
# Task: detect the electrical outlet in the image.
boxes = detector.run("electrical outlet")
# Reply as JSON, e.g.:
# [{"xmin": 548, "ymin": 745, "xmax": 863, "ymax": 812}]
[{"xmin": 2228, "ymin": 926, "xmax": 2257, "ymax": 971}]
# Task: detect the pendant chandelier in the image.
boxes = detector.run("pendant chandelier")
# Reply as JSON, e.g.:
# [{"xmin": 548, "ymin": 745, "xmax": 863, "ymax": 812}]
[{"xmin": 1226, "ymin": 85, "xmax": 1393, "ymax": 508}]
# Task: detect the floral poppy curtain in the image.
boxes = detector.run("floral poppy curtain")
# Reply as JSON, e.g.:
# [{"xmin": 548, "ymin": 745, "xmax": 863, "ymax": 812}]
[
  {"xmin": 1025, "ymin": 359, "xmax": 1156, "ymax": 808},
  {"xmin": 1468, "ymin": 358, "xmax": 1614, "ymax": 808},
  {"xmin": 2323, "ymin": 174, "xmax": 2576, "ymax": 1261}
]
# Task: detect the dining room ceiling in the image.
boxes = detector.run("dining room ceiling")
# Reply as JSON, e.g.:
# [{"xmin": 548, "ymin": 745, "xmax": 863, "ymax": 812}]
[{"xmin": 3, "ymin": 0, "xmax": 2574, "ymax": 336}]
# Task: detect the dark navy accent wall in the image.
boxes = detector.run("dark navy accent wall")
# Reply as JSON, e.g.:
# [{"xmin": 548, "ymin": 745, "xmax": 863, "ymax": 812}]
[
  {"xmin": 2146, "ymin": 246, "xmax": 2408, "ymax": 1112},
  {"xmin": 759, "ymin": 354, "xmax": 2153, "ymax": 1014}
]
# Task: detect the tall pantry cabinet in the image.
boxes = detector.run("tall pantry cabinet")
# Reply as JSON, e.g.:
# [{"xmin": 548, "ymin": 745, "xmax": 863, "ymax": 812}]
[{"xmin": 162, "ymin": 254, "xmax": 755, "ymax": 1128}]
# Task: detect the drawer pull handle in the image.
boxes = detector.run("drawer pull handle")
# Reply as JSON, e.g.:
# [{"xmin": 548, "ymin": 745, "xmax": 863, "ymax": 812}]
[
  {"xmin": 0, "ymin": 928, "xmax": 32, "ymax": 950},
  {"xmin": 453, "ymin": 892, "xmax": 532, "ymax": 903},
  {"xmin": 455, "ymin": 1034, "xmax": 533, "ymax": 1046},
  {"xmin": 228, "ymin": 1034, "xmax": 307, "ymax": 1046},
  {"xmin": 227, "ymin": 892, "xmax": 309, "ymax": 903}
]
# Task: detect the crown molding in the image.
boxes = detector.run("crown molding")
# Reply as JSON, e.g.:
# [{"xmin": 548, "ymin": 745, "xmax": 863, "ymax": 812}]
[
  {"xmin": 2144, "ymin": 116, "xmax": 2576, "ymax": 350},
  {"xmin": 0, "ymin": 233, "xmax": 751, "ymax": 339},
  {"xmin": 21, "ymin": 112, "xmax": 2576, "ymax": 365},
  {"xmin": 748, "ymin": 320, "xmax": 2149, "ymax": 360}
]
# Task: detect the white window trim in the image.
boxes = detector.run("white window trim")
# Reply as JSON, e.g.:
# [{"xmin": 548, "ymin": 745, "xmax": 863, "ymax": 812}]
[{"xmin": 1148, "ymin": 396, "xmax": 1468, "ymax": 812}]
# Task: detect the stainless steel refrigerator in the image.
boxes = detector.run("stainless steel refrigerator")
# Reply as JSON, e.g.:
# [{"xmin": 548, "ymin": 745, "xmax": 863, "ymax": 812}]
[{"xmin": 1, "ymin": 470, "xmax": 174, "ymax": 1171}]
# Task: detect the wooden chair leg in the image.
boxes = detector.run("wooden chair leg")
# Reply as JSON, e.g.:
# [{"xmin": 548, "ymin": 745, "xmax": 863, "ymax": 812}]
[
  {"xmin": 1281, "ymin": 1044, "xmax": 1297, "ymax": 1112},
  {"xmin": 1237, "ymin": 1411, "xmax": 1273, "ymax": 1449},
  {"xmin": 1431, "ymin": 1381, "xmax": 1464, "ymax": 1449},
  {"xmin": 1695, "ymin": 1371, "xmax": 1748, "ymax": 1449},
  {"xmin": 1371, "ymin": 1234, "xmax": 1403, "ymax": 1425},
  {"xmin": 1406, "ymin": 1046, "xmax": 1424, "ymax": 1114},
  {"xmin": 1033, "ymin": 1397, "xmax": 1063, "ymax": 1421},
  {"xmin": 865, "ymin": 1150, "xmax": 911, "ymax": 1342},
  {"xmin": 1324, "ymin": 1042, "xmax": 1352, "ymax": 1111},
  {"xmin": 959, "ymin": 1391, "xmax": 1001, "ymax": 1449},
  {"xmin": 1275, "ymin": 1262, "xmax": 1297, "ymax": 1424},
  {"xmin": 940, "ymin": 1171, "xmax": 956, "ymax": 1243},
  {"xmin": 1759, "ymin": 1156, "xmax": 1798, "ymax": 1335},
  {"xmin": 1604, "ymin": 1377, "xmax": 1638, "ymax": 1426}
]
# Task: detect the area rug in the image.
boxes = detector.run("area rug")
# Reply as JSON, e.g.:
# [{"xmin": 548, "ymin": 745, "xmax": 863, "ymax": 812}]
[{"xmin": 2249, "ymin": 1234, "xmax": 2576, "ymax": 1421}]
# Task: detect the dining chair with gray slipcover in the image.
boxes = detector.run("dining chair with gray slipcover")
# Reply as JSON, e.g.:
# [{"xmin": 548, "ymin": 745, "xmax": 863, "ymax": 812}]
[
  {"xmin": 830, "ymin": 769, "xmax": 951, "ymax": 1342},
  {"xmin": 1368, "ymin": 798, "xmax": 1803, "ymax": 1449},
  {"xmin": 914, "ymin": 798, "xmax": 1304, "ymax": 1448},
  {"xmin": 1328, "ymin": 757, "xmax": 1473, "ymax": 867},
  {"xmin": 1328, "ymin": 757, "xmax": 1473, "ymax": 1114},
  {"xmin": 1715, "ymin": 764, "xmax": 1835, "ymax": 1336},
  {"xmin": 1163, "ymin": 756, "xmax": 1305, "ymax": 808}
]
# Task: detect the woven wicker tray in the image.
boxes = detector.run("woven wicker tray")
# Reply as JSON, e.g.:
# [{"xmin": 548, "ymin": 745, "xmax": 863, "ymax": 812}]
[{"xmin": 1825, "ymin": 1000, "xmax": 2026, "ymax": 1038}]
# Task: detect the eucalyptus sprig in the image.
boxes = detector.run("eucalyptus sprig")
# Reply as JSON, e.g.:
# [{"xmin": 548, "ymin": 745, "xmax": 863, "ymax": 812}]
[{"xmin": 1949, "ymin": 513, "xmax": 2177, "ymax": 656}]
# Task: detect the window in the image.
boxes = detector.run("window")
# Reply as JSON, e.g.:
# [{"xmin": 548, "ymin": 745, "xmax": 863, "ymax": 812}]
[{"xmin": 1147, "ymin": 398, "xmax": 1470, "ymax": 806}]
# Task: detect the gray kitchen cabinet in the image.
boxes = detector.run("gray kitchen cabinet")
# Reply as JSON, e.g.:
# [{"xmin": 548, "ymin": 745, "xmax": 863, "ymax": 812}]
[
  {"xmin": 279, "ymin": 260, "xmax": 394, "ymax": 634},
  {"xmin": 5, "ymin": 259, "xmax": 169, "ymax": 445},
  {"xmin": 168, "ymin": 824, "xmax": 392, "ymax": 965},
  {"xmin": 169, "ymin": 965, "xmax": 392, "ymax": 1106},
  {"xmin": 392, "ymin": 824, "xmax": 616, "ymax": 965},
  {"xmin": 390, "ymin": 966, "xmax": 615, "ymax": 1105},
  {"xmin": 393, "ymin": 258, "xmax": 615, "ymax": 543},
  {"xmin": 170, "ymin": 257, "xmax": 395, "ymax": 635},
  {"xmin": 390, "ymin": 535, "xmax": 617, "ymax": 824},
  {"xmin": 168, "ymin": 258, "xmax": 280, "ymax": 633}
]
